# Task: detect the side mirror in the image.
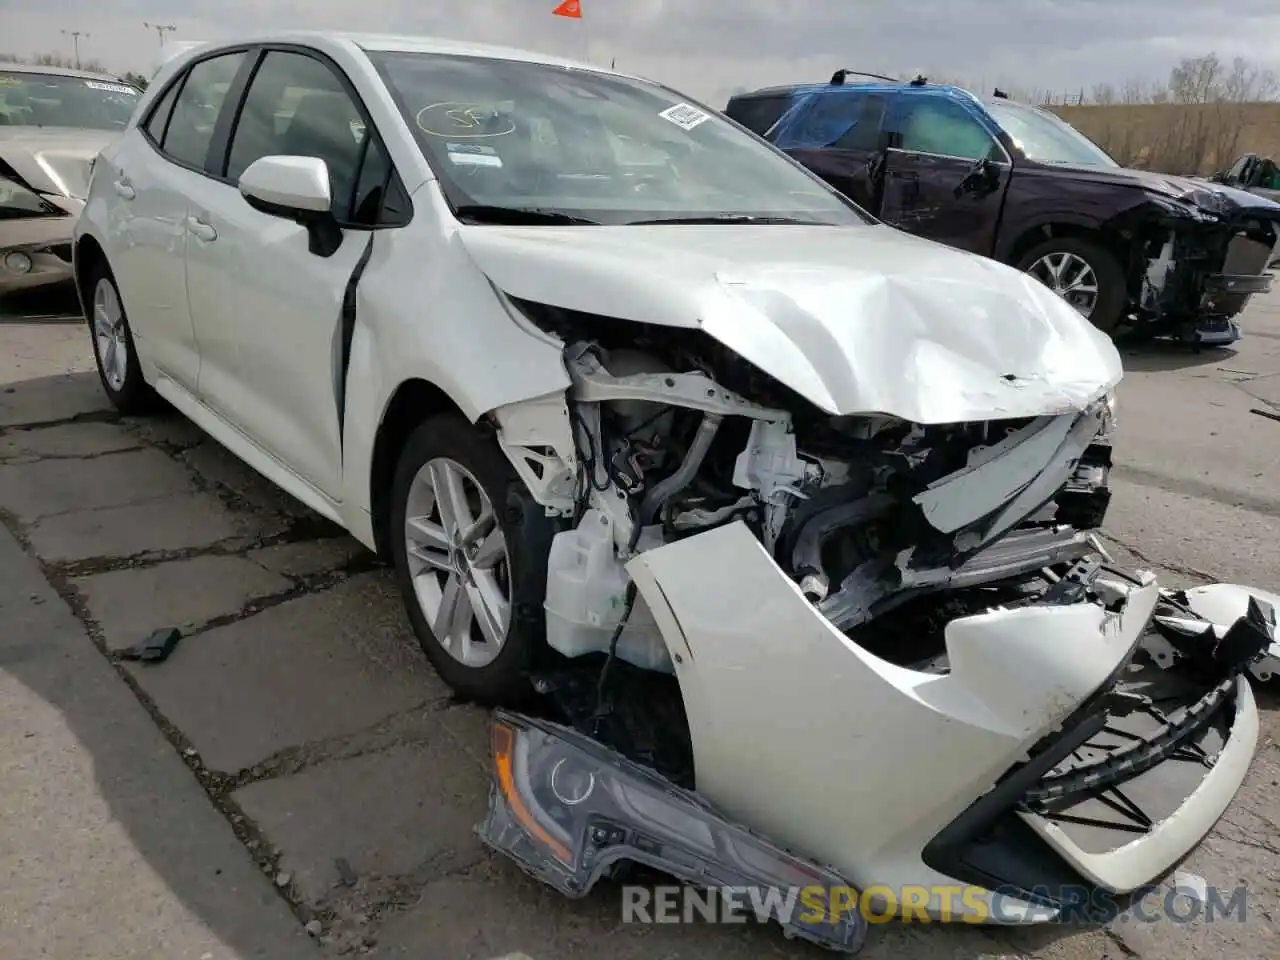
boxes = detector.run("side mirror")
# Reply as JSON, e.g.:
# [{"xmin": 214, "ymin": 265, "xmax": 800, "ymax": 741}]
[
  {"xmin": 955, "ymin": 157, "xmax": 1000, "ymax": 198},
  {"xmin": 238, "ymin": 155, "xmax": 342, "ymax": 257}
]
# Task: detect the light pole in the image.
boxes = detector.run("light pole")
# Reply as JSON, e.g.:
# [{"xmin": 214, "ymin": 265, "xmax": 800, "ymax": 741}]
[
  {"xmin": 60, "ymin": 29, "xmax": 89, "ymax": 69},
  {"xmin": 144, "ymin": 22, "xmax": 177, "ymax": 47}
]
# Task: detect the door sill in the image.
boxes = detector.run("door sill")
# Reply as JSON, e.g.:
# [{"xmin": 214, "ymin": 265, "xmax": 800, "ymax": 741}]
[{"xmin": 153, "ymin": 376, "xmax": 344, "ymax": 527}]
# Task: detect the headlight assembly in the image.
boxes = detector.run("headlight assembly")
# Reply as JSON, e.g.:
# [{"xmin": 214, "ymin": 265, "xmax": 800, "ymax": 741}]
[{"xmin": 480, "ymin": 711, "xmax": 869, "ymax": 954}]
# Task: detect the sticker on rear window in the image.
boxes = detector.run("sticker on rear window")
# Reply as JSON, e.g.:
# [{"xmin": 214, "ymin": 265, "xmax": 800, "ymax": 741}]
[
  {"xmin": 85, "ymin": 80, "xmax": 137, "ymax": 95},
  {"xmin": 446, "ymin": 143, "xmax": 503, "ymax": 168},
  {"xmin": 659, "ymin": 103, "xmax": 710, "ymax": 130}
]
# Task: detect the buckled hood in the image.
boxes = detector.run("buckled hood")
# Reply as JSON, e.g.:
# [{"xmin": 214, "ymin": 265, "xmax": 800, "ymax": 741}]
[
  {"xmin": 0, "ymin": 127, "xmax": 115, "ymax": 200},
  {"xmin": 458, "ymin": 221, "xmax": 1124, "ymax": 424}
]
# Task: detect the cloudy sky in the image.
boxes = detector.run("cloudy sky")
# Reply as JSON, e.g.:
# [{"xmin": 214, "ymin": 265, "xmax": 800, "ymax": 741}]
[{"xmin": 2, "ymin": 0, "xmax": 1278, "ymax": 107}]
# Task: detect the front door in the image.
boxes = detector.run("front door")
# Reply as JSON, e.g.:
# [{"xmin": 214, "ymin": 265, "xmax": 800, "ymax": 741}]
[
  {"xmin": 878, "ymin": 92, "xmax": 1011, "ymax": 257},
  {"xmin": 774, "ymin": 90, "xmax": 890, "ymax": 214},
  {"xmin": 187, "ymin": 47, "xmax": 391, "ymax": 498}
]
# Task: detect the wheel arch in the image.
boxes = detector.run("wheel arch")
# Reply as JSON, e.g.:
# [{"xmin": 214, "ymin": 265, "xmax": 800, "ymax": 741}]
[
  {"xmin": 1002, "ymin": 220, "xmax": 1133, "ymax": 272},
  {"xmin": 368, "ymin": 377, "xmax": 470, "ymax": 558},
  {"xmin": 73, "ymin": 233, "xmax": 108, "ymax": 311}
]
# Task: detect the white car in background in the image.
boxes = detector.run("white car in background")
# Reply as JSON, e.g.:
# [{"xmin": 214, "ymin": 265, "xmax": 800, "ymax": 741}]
[
  {"xmin": 73, "ymin": 31, "xmax": 1275, "ymax": 951},
  {"xmin": 0, "ymin": 62, "xmax": 141, "ymax": 295}
]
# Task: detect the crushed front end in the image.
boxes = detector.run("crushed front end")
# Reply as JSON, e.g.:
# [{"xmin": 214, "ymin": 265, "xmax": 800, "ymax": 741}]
[
  {"xmin": 1129, "ymin": 187, "xmax": 1280, "ymax": 346},
  {"xmin": 471, "ymin": 299, "xmax": 1263, "ymax": 950}
]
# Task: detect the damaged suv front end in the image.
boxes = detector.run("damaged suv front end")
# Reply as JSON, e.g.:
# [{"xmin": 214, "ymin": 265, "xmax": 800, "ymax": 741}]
[{"xmin": 1122, "ymin": 178, "xmax": 1280, "ymax": 346}]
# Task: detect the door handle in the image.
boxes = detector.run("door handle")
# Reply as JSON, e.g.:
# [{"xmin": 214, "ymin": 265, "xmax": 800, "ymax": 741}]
[
  {"xmin": 890, "ymin": 170, "xmax": 919, "ymax": 182},
  {"xmin": 112, "ymin": 177, "xmax": 135, "ymax": 200},
  {"xmin": 186, "ymin": 216, "xmax": 217, "ymax": 242}
]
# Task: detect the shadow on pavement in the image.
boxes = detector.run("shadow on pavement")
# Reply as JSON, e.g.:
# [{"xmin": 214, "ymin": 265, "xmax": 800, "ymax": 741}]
[
  {"xmin": 0, "ymin": 282, "xmax": 83, "ymax": 323},
  {"xmin": 1118, "ymin": 340, "xmax": 1239, "ymax": 373}
]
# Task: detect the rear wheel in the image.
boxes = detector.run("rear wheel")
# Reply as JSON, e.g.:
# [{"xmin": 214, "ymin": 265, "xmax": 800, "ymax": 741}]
[
  {"xmin": 388, "ymin": 414, "xmax": 557, "ymax": 704},
  {"xmin": 1016, "ymin": 237, "xmax": 1127, "ymax": 336},
  {"xmin": 85, "ymin": 262, "xmax": 161, "ymax": 414}
]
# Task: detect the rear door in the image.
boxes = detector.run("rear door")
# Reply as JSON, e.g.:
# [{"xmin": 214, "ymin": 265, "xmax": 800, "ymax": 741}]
[
  {"xmin": 772, "ymin": 90, "xmax": 889, "ymax": 214},
  {"xmin": 96, "ymin": 52, "xmax": 246, "ymax": 390},
  {"xmin": 879, "ymin": 92, "xmax": 1011, "ymax": 256}
]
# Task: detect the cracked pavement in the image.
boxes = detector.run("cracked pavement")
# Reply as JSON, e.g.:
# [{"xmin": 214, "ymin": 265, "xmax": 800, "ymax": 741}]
[{"xmin": 1, "ymin": 292, "xmax": 1278, "ymax": 960}]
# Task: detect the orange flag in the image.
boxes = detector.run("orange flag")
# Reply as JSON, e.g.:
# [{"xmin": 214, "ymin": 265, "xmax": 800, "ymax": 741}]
[{"xmin": 553, "ymin": 0, "xmax": 581, "ymax": 17}]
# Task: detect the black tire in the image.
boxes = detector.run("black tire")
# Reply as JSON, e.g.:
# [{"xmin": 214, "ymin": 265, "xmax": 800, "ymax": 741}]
[
  {"xmin": 388, "ymin": 413, "xmax": 558, "ymax": 705},
  {"xmin": 84, "ymin": 261, "xmax": 162, "ymax": 414},
  {"xmin": 1015, "ymin": 237, "xmax": 1127, "ymax": 336}
]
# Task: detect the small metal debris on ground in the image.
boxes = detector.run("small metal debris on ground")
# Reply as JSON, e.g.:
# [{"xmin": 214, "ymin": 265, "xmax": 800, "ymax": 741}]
[
  {"xmin": 305, "ymin": 920, "xmax": 323, "ymax": 937},
  {"xmin": 1250, "ymin": 407, "xmax": 1280, "ymax": 424},
  {"xmin": 116, "ymin": 626, "xmax": 183, "ymax": 663}
]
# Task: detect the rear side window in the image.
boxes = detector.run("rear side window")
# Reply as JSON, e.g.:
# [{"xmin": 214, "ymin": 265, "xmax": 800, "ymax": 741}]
[
  {"xmin": 777, "ymin": 91, "xmax": 887, "ymax": 151},
  {"xmin": 724, "ymin": 95, "xmax": 793, "ymax": 136},
  {"xmin": 143, "ymin": 78, "xmax": 180, "ymax": 143},
  {"xmin": 161, "ymin": 52, "xmax": 247, "ymax": 169}
]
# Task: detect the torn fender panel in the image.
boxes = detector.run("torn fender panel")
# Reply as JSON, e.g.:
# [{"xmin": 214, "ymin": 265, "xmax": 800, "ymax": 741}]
[
  {"xmin": 458, "ymin": 222, "xmax": 1122, "ymax": 423},
  {"xmin": 624, "ymin": 520, "xmax": 1142, "ymax": 913}
]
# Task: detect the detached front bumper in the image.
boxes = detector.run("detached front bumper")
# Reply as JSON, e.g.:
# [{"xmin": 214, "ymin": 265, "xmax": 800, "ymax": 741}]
[
  {"xmin": 481, "ymin": 522, "xmax": 1260, "ymax": 938},
  {"xmin": 1, "ymin": 216, "xmax": 76, "ymax": 296}
]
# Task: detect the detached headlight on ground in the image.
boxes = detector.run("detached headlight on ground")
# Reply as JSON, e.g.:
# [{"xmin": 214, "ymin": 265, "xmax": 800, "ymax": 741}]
[{"xmin": 480, "ymin": 711, "xmax": 869, "ymax": 954}]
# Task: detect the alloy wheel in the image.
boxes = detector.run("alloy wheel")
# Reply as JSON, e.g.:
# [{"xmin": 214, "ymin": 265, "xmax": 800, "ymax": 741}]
[
  {"xmin": 92, "ymin": 277, "xmax": 129, "ymax": 391},
  {"xmin": 403, "ymin": 456, "xmax": 512, "ymax": 668},
  {"xmin": 1027, "ymin": 251, "xmax": 1100, "ymax": 319}
]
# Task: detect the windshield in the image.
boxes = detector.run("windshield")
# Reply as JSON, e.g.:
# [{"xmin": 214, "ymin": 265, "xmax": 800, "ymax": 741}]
[
  {"xmin": 0, "ymin": 71, "xmax": 140, "ymax": 130},
  {"xmin": 369, "ymin": 52, "xmax": 871, "ymax": 226},
  {"xmin": 984, "ymin": 100, "xmax": 1118, "ymax": 168}
]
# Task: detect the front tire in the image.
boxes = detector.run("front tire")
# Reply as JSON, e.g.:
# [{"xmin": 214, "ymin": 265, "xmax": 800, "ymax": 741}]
[
  {"xmin": 388, "ymin": 414, "xmax": 557, "ymax": 705},
  {"xmin": 85, "ymin": 262, "xmax": 161, "ymax": 414},
  {"xmin": 1016, "ymin": 237, "xmax": 1127, "ymax": 336}
]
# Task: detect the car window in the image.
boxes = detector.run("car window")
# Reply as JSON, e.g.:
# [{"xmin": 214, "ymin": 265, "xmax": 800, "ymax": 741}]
[
  {"xmin": 982, "ymin": 99, "xmax": 1117, "ymax": 168},
  {"xmin": 724, "ymin": 95, "xmax": 793, "ymax": 137},
  {"xmin": 776, "ymin": 91, "xmax": 885, "ymax": 151},
  {"xmin": 143, "ymin": 78, "xmax": 181, "ymax": 143},
  {"xmin": 889, "ymin": 96, "xmax": 998, "ymax": 162},
  {"xmin": 0, "ymin": 70, "xmax": 140, "ymax": 130},
  {"xmin": 369, "ymin": 51, "xmax": 871, "ymax": 226},
  {"xmin": 224, "ymin": 51, "xmax": 368, "ymax": 219},
  {"xmin": 163, "ymin": 52, "xmax": 247, "ymax": 169}
]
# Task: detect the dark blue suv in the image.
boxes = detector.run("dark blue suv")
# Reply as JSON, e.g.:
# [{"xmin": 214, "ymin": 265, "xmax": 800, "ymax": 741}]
[{"xmin": 726, "ymin": 71, "xmax": 1280, "ymax": 345}]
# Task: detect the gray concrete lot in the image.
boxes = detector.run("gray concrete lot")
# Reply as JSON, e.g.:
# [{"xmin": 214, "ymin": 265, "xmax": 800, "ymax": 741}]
[{"xmin": 0, "ymin": 286, "xmax": 1278, "ymax": 959}]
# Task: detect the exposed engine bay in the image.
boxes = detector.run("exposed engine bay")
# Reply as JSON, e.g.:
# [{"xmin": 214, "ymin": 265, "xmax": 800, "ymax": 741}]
[
  {"xmin": 479, "ymin": 303, "xmax": 1271, "ymax": 951},
  {"xmin": 495, "ymin": 302, "xmax": 1115, "ymax": 682}
]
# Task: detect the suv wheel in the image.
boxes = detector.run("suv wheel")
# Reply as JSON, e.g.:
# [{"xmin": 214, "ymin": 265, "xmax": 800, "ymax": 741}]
[
  {"xmin": 388, "ymin": 414, "xmax": 557, "ymax": 704},
  {"xmin": 86, "ymin": 263, "xmax": 162, "ymax": 414},
  {"xmin": 1016, "ymin": 237, "xmax": 1127, "ymax": 335}
]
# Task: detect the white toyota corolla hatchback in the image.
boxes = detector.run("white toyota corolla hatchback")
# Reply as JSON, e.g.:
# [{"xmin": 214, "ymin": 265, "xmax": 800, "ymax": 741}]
[{"xmin": 74, "ymin": 31, "xmax": 1274, "ymax": 950}]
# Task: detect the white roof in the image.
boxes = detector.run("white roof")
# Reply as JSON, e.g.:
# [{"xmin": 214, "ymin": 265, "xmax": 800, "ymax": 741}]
[{"xmin": 153, "ymin": 30, "xmax": 605, "ymax": 74}]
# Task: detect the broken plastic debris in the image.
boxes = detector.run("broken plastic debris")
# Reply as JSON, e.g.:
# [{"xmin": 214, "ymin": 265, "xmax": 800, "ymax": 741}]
[{"xmin": 117, "ymin": 626, "xmax": 183, "ymax": 663}]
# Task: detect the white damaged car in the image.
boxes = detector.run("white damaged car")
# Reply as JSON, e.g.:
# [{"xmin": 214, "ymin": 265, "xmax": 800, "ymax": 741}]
[{"xmin": 72, "ymin": 32, "xmax": 1277, "ymax": 951}]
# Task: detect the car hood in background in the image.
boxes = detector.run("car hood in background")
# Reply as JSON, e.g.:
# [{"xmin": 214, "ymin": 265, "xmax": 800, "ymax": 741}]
[
  {"xmin": 458, "ymin": 222, "xmax": 1123, "ymax": 424},
  {"xmin": 1036, "ymin": 162, "xmax": 1280, "ymax": 219},
  {"xmin": 0, "ymin": 127, "xmax": 117, "ymax": 199}
]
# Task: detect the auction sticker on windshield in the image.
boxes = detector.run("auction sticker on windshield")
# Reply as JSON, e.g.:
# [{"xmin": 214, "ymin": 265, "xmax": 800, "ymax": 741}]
[
  {"xmin": 659, "ymin": 102, "xmax": 710, "ymax": 130},
  {"xmin": 84, "ymin": 80, "xmax": 137, "ymax": 95},
  {"xmin": 447, "ymin": 143, "xmax": 503, "ymax": 167}
]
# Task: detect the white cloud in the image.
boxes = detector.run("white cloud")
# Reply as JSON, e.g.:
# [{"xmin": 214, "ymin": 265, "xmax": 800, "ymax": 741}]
[{"xmin": 3, "ymin": 0, "xmax": 1278, "ymax": 107}]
